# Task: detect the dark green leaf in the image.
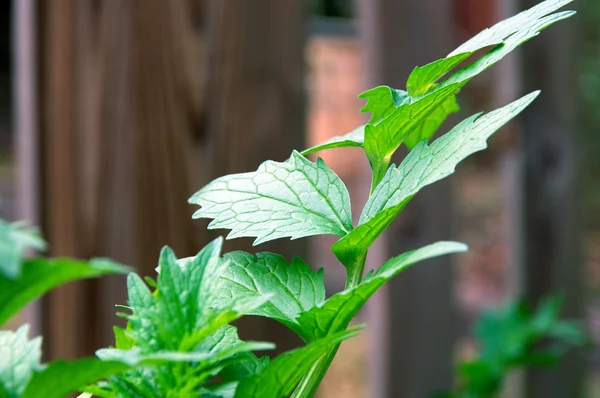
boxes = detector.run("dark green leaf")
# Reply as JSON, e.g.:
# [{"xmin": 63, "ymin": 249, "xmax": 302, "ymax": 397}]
[
  {"xmin": 0, "ymin": 258, "xmax": 129, "ymax": 327},
  {"xmin": 22, "ymin": 359, "xmax": 130, "ymax": 398},
  {"xmin": 234, "ymin": 328, "xmax": 361, "ymax": 398}
]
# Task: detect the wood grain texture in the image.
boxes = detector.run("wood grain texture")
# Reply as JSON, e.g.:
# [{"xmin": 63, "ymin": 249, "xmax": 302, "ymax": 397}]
[
  {"xmin": 359, "ymin": 0, "xmax": 457, "ymax": 396},
  {"xmin": 40, "ymin": 0, "xmax": 307, "ymax": 359}
]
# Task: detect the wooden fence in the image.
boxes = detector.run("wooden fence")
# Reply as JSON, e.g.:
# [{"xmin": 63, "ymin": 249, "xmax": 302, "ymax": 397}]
[{"xmin": 12, "ymin": 0, "xmax": 584, "ymax": 397}]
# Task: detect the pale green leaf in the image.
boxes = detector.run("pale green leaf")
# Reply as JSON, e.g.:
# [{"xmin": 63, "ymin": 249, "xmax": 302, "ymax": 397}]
[
  {"xmin": 298, "ymin": 242, "xmax": 466, "ymax": 342},
  {"xmin": 96, "ymin": 344, "xmax": 272, "ymax": 368},
  {"xmin": 215, "ymin": 251, "xmax": 325, "ymax": 334},
  {"xmin": 234, "ymin": 328, "xmax": 361, "ymax": 398},
  {"xmin": 411, "ymin": 0, "xmax": 574, "ymax": 97},
  {"xmin": 333, "ymin": 92, "xmax": 538, "ymax": 267},
  {"xmin": 201, "ymin": 382, "xmax": 238, "ymax": 398},
  {"xmin": 0, "ymin": 220, "xmax": 46, "ymax": 280},
  {"xmin": 22, "ymin": 359, "xmax": 130, "ymax": 398},
  {"xmin": 450, "ymin": 0, "xmax": 573, "ymax": 56},
  {"xmin": 301, "ymin": 126, "xmax": 364, "ymax": 156},
  {"xmin": 0, "ymin": 325, "xmax": 41, "ymax": 398},
  {"xmin": 0, "ymin": 258, "xmax": 129, "ymax": 327},
  {"xmin": 189, "ymin": 151, "xmax": 353, "ymax": 245}
]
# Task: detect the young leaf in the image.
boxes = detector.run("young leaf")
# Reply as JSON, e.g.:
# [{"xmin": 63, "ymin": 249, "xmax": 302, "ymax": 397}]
[
  {"xmin": 332, "ymin": 92, "xmax": 538, "ymax": 267},
  {"xmin": 407, "ymin": 53, "xmax": 472, "ymax": 97},
  {"xmin": 21, "ymin": 359, "xmax": 130, "ymax": 398},
  {"xmin": 189, "ymin": 151, "xmax": 353, "ymax": 245},
  {"xmin": 0, "ymin": 258, "xmax": 130, "ymax": 327},
  {"xmin": 358, "ymin": 86, "xmax": 409, "ymax": 123},
  {"xmin": 215, "ymin": 251, "xmax": 325, "ymax": 334},
  {"xmin": 297, "ymin": 242, "xmax": 466, "ymax": 342},
  {"xmin": 0, "ymin": 325, "xmax": 42, "ymax": 398},
  {"xmin": 0, "ymin": 220, "xmax": 46, "ymax": 280},
  {"xmin": 364, "ymin": 82, "xmax": 463, "ymax": 186},
  {"xmin": 97, "ymin": 239, "xmax": 276, "ymax": 397},
  {"xmin": 234, "ymin": 328, "xmax": 361, "ymax": 398}
]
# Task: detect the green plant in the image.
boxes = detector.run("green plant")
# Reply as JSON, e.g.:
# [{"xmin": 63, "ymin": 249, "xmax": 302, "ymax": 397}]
[
  {"xmin": 0, "ymin": 1, "xmax": 577, "ymax": 397},
  {"xmin": 440, "ymin": 296, "xmax": 586, "ymax": 398},
  {"xmin": 185, "ymin": 1, "xmax": 575, "ymax": 396}
]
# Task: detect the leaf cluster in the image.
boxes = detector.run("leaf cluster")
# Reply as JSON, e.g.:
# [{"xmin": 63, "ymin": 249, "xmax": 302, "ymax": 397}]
[{"xmin": 187, "ymin": 1, "xmax": 575, "ymax": 395}]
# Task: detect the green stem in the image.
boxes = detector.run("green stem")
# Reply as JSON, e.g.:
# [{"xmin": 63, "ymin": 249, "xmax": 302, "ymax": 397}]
[
  {"xmin": 290, "ymin": 346, "xmax": 340, "ymax": 398},
  {"xmin": 291, "ymin": 254, "xmax": 367, "ymax": 397},
  {"xmin": 345, "ymin": 253, "xmax": 367, "ymax": 289}
]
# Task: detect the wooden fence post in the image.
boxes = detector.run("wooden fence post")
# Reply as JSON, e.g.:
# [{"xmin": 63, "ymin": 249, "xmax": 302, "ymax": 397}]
[
  {"xmin": 202, "ymin": 0, "xmax": 307, "ymax": 353},
  {"xmin": 517, "ymin": 1, "xmax": 584, "ymax": 396}
]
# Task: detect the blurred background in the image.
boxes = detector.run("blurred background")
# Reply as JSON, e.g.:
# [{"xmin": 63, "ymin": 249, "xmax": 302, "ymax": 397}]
[{"xmin": 2, "ymin": 0, "xmax": 599, "ymax": 397}]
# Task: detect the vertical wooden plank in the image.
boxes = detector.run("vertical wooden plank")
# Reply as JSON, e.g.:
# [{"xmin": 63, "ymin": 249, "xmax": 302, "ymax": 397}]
[
  {"xmin": 14, "ymin": 0, "xmax": 41, "ymax": 334},
  {"xmin": 358, "ymin": 1, "xmax": 456, "ymax": 397},
  {"xmin": 517, "ymin": 1, "xmax": 584, "ymax": 397},
  {"xmin": 203, "ymin": 0, "xmax": 307, "ymax": 353},
  {"xmin": 40, "ymin": 0, "xmax": 208, "ymax": 359}
]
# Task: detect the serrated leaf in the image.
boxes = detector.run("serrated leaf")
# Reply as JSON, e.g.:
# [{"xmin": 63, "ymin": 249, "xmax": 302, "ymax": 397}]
[
  {"xmin": 22, "ymin": 359, "xmax": 130, "ymax": 398},
  {"xmin": 190, "ymin": 151, "xmax": 353, "ymax": 245},
  {"xmin": 407, "ymin": 0, "xmax": 573, "ymax": 96},
  {"xmin": 0, "ymin": 325, "xmax": 42, "ymax": 398},
  {"xmin": 101, "ymin": 239, "xmax": 276, "ymax": 397},
  {"xmin": 358, "ymin": 86, "xmax": 409, "ymax": 123},
  {"xmin": 297, "ymin": 242, "xmax": 466, "ymax": 342},
  {"xmin": 303, "ymin": 0, "xmax": 573, "ymax": 160},
  {"xmin": 215, "ymin": 251, "xmax": 325, "ymax": 334},
  {"xmin": 127, "ymin": 239, "xmax": 267, "ymax": 353},
  {"xmin": 0, "ymin": 258, "xmax": 129, "ymax": 327},
  {"xmin": 332, "ymin": 92, "xmax": 538, "ymax": 267},
  {"xmin": 0, "ymin": 220, "xmax": 46, "ymax": 280},
  {"xmin": 234, "ymin": 328, "xmax": 361, "ymax": 398}
]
